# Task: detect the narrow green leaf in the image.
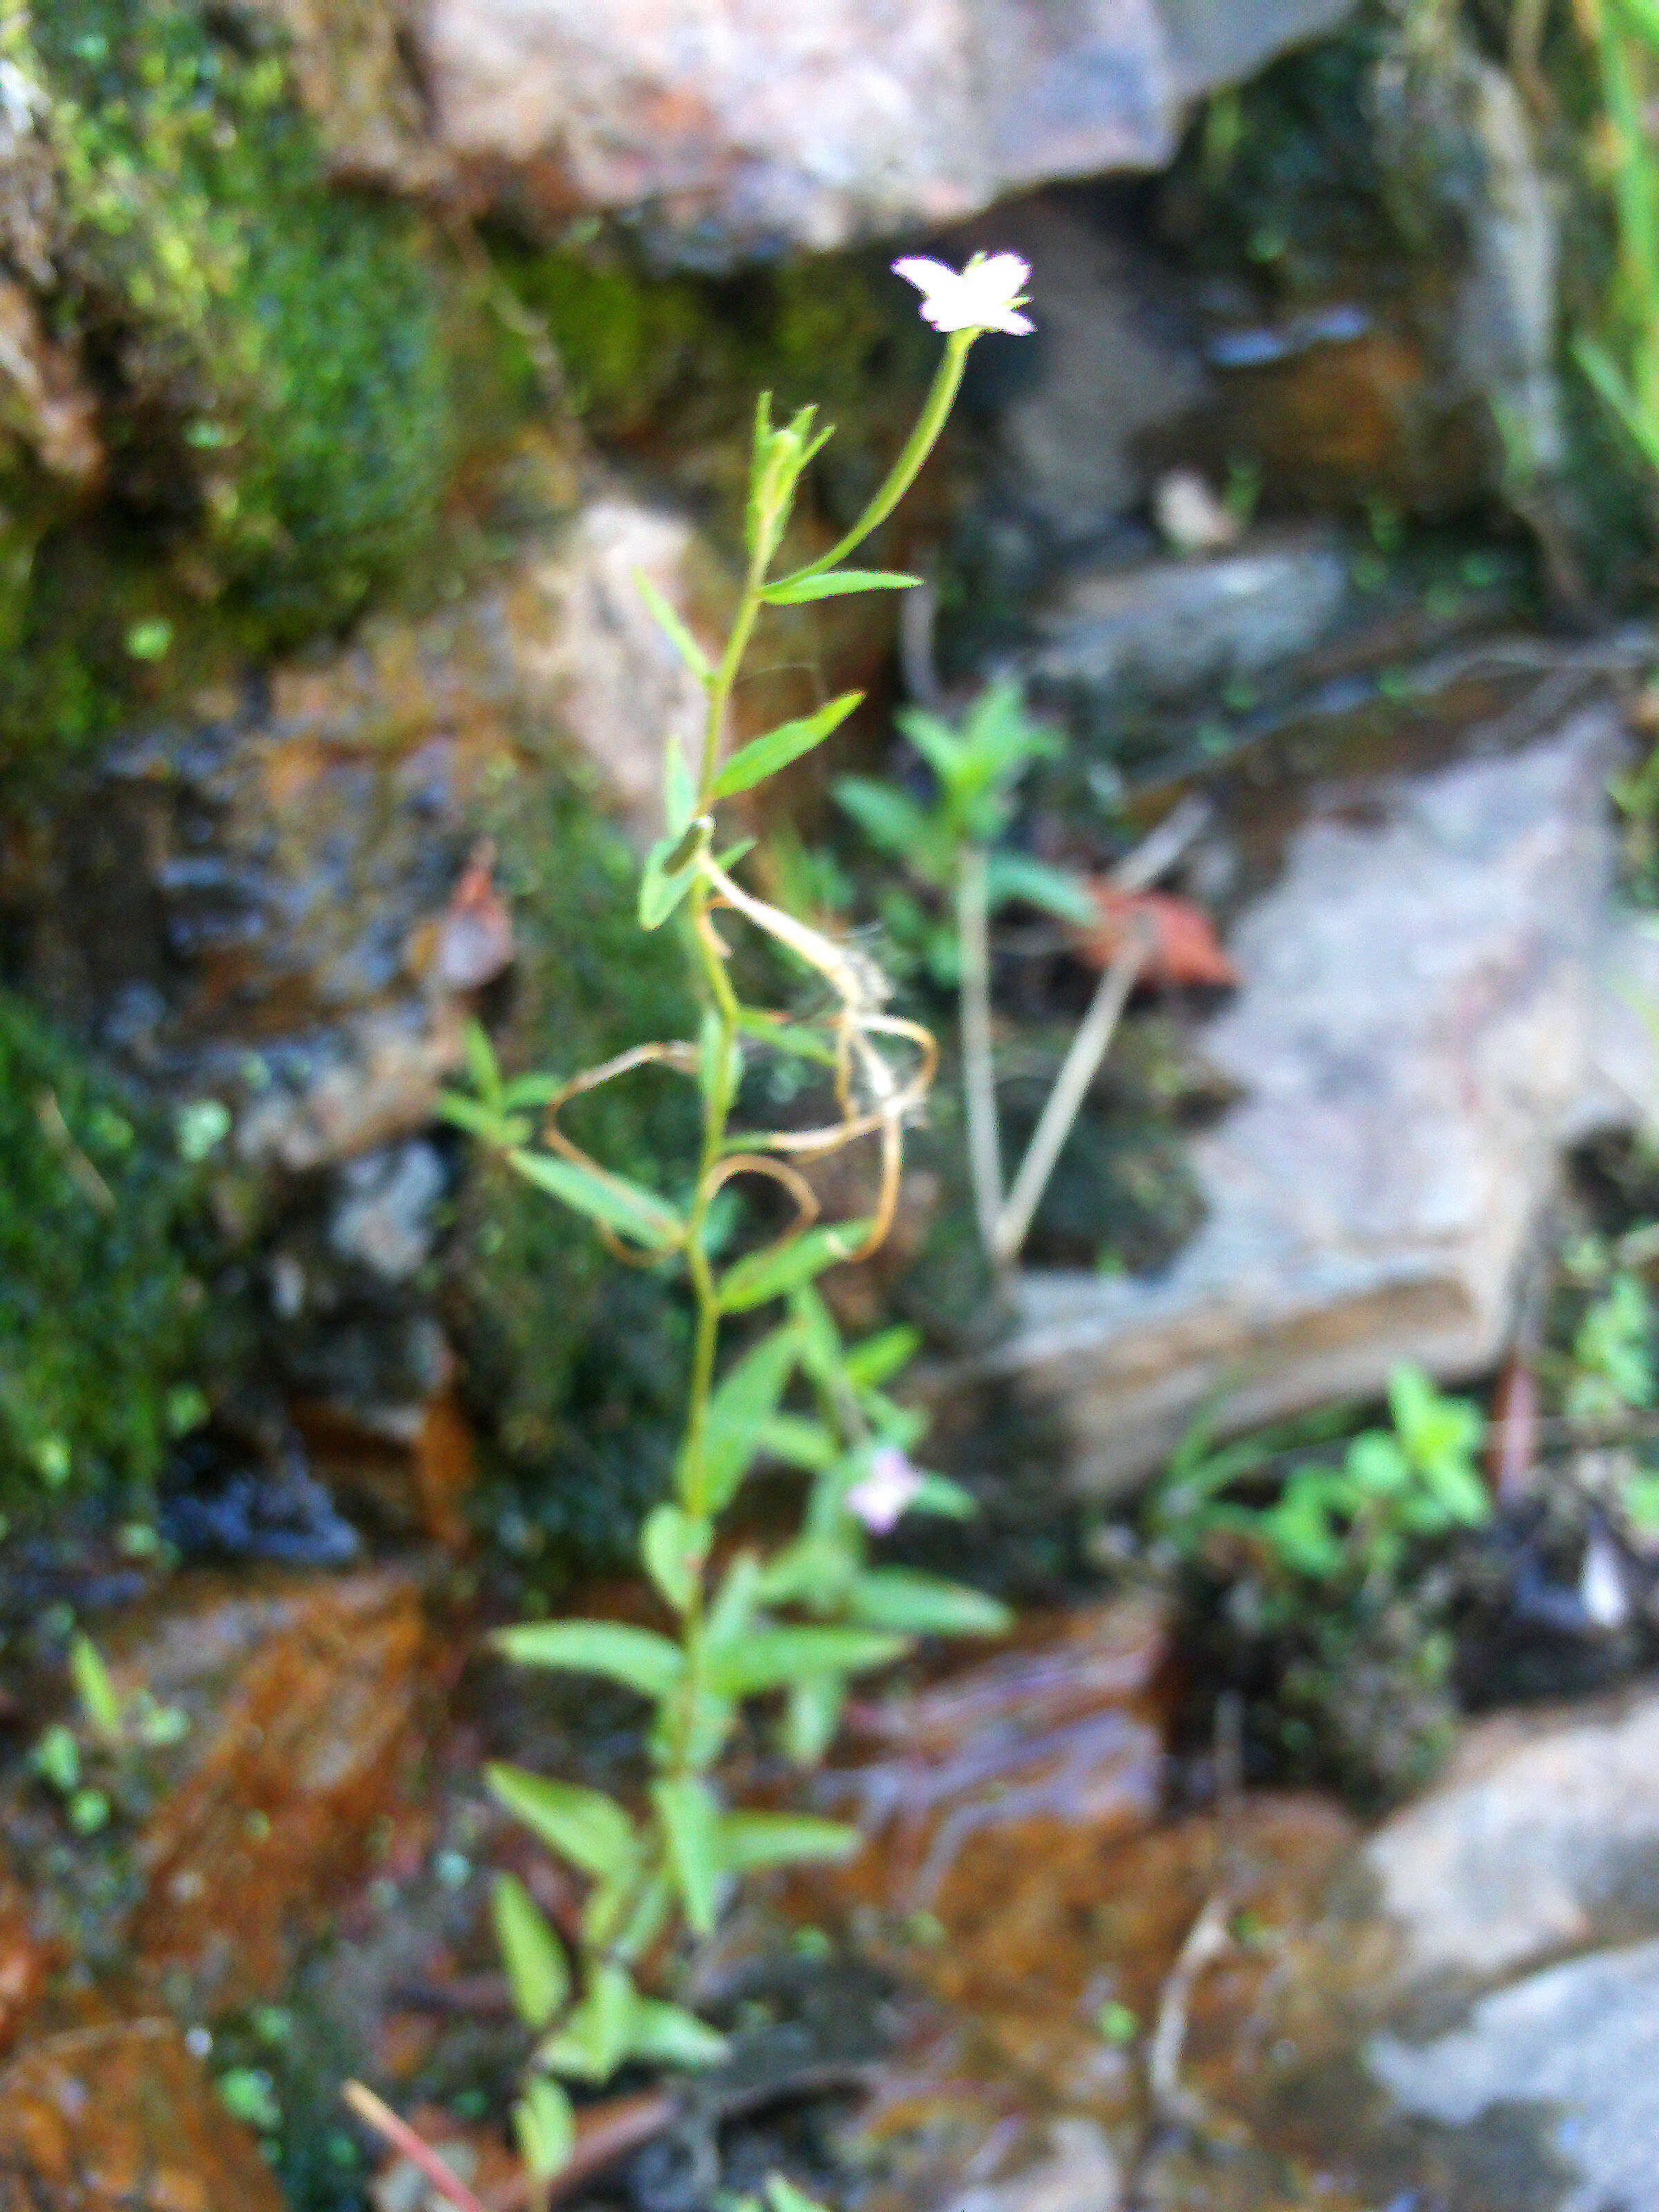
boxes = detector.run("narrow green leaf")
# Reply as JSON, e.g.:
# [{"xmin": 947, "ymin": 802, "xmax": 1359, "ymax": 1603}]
[
  {"xmin": 652, "ymin": 1774, "xmax": 723, "ymax": 1936},
  {"xmin": 635, "ymin": 568, "xmax": 712, "ymax": 684},
  {"xmin": 514, "ymin": 2080, "xmax": 575, "ymax": 2181},
  {"xmin": 983, "ymin": 851, "xmax": 1096, "ymax": 924},
  {"xmin": 627, "ymin": 1997, "xmax": 731, "ymax": 2069},
  {"xmin": 833, "ymin": 776, "xmax": 935, "ymax": 865},
  {"xmin": 704, "ymin": 1549, "xmax": 764, "ymax": 1651},
  {"xmin": 842, "ymin": 1324, "xmax": 921, "ymax": 1392},
  {"xmin": 537, "ymin": 1960, "xmax": 636, "ymax": 2083},
  {"xmin": 767, "ymin": 2177, "xmax": 831, "ymax": 2212},
  {"xmin": 695, "ymin": 1324, "xmax": 802, "ymax": 1510},
  {"xmin": 485, "ymin": 1764, "xmax": 639, "ymax": 1882},
  {"xmin": 782, "ymin": 1674, "xmax": 846, "ymax": 1767},
  {"xmin": 462, "ymin": 1018, "xmax": 502, "ymax": 1103},
  {"xmin": 491, "ymin": 1873, "xmax": 569, "ymax": 2029},
  {"xmin": 493, "ymin": 1620, "xmax": 684, "ymax": 1700},
  {"xmin": 641, "ymin": 1505, "xmax": 709, "ymax": 1615},
  {"xmin": 761, "ymin": 569, "xmax": 921, "ymax": 605},
  {"xmin": 706, "ymin": 1624, "xmax": 906, "ymax": 1698},
  {"xmin": 436, "ymin": 1091, "xmax": 525, "ymax": 1147},
  {"xmin": 758, "ymin": 1413, "xmax": 840, "ymax": 1472},
  {"xmin": 508, "ymin": 1148, "xmax": 684, "ymax": 1252},
  {"xmin": 69, "ymin": 1635, "xmax": 124, "ymax": 1742},
  {"xmin": 711, "ymin": 693, "xmax": 863, "ymax": 800},
  {"xmin": 845, "ymin": 1568, "xmax": 1011, "ymax": 1638},
  {"xmin": 718, "ymin": 1220, "xmax": 871, "ymax": 1314},
  {"xmin": 721, "ymin": 1810, "xmax": 861, "ymax": 1870}
]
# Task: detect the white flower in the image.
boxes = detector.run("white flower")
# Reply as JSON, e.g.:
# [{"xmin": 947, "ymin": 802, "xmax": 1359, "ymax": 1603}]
[
  {"xmin": 845, "ymin": 1445, "xmax": 926, "ymax": 1533},
  {"xmin": 892, "ymin": 252, "xmax": 1035, "ymax": 337}
]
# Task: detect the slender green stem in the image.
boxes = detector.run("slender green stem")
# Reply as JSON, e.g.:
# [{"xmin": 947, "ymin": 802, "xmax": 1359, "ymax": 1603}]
[
  {"xmin": 769, "ymin": 329, "xmax": 975, "ymax": 590},
  {"xmin": 956, "ymin": 844, "xmax": 1003, "ymax": 1257}
]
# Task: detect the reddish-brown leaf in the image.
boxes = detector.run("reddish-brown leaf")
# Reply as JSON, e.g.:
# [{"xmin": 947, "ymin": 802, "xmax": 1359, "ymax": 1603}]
[{"xmin": 1072, "ymin": 883, "xmax": 1237, "ymax": 987}]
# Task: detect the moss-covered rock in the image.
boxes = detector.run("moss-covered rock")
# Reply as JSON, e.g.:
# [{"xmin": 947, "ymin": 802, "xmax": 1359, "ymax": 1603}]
[
  {"xmin": 0, "ymin": 0, "xmax": 540, "ymax": 768},
  {"xmin": 0, "ymin": 988, "xmax": 216, "ymax": 1510}
]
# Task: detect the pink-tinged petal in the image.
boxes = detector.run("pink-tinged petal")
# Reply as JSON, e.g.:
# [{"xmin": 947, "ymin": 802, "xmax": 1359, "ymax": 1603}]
[
  {"xmin": 845, "ymin": 1445, "xmax": 926, "ymax": 1533},
  {"xmin": 997, "ymin": 308, "xmax": 1036, "ymax": 335}
]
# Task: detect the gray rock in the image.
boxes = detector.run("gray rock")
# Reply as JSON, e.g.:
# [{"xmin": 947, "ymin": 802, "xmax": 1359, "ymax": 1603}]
[
  {"xmin": 1364, "ymin": 1691, "xmax": 1659, "ymax": 1987},
  {"xmin": 1369, "ymin": 1940, "xmax": 1659, "ymax": 2212},
  {"xmin": 1029, "ymin": 527, "xmax": 1349, "ymax": 702},
  {"xmin": 1338, "ymin": 1688, "xmax": 1659, "ymax": 2212},
  {"xmin": 328, "ymin": 1141, "xmax": 447, "ymax": 1281},
  {"xmin": 420, "ymin": 0, "xmax": 1356, "ymax": 262},
  {"xmin": 995, "ymin": 698, "xmax": 1633, "ymax": 1494}
]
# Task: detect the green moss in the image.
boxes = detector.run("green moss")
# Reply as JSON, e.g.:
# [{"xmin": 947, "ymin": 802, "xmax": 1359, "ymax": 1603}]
[
  {"xmin": 496, "ymin": 236, "xmax": 936, "ymax": 540},
  {"xmin": 0, "ymin": 988, "xmax": 213, "ymax": 1509},
  {"xmin": 445, "ymin": 768, "xmax": 700, "ymax": 1573},
  {"xmin": 0, "ymin": 0, "xmax": 539, "ymax": 766}
]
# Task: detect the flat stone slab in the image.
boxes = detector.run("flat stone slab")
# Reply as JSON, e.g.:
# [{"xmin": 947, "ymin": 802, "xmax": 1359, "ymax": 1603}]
[{"xmin": 996, "ymin": 697, "xmax": 1641, "ymax": 1494}]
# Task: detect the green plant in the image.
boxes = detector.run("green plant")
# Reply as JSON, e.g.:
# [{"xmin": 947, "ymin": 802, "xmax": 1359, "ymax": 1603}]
[
  {"xmin": 1151, "ymin": 1365, "xmax": 1491, "ymax": 1801},
  {"xmin": 439, "ymin": 253, "xmax": 1029, "ymax": 2185},
  {"xmin": 1154, "ymin": 1364, "xmax": 1490, "ymax": 1593},
  {"xmin": 837, "ymin": 682, "xmax": 1153, "ymax": 1271},
  {"xmin": 30, "ymin": 1629, "xmax": 187, "ymax": 1835},
  {"xmin": 1573, "ymin": 0, "xmax": 1659, "ymax": 480}
]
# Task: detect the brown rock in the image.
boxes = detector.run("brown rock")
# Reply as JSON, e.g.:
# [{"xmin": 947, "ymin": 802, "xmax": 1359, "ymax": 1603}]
[
  {"xmin": 0, "ymin": 2018, "xmax": 285, "ymax": 2211},
  {"xmin": 809, "ymin": 1599, "xmax": 1172, "ymax": 2023},
  {"xmin": 0, "ymin": 1865, "xmax": 50, "ymax": 2059},
  {"xmin": 126, "ymin": 1569, "xmax": 426, "ymax": 2008},
  {"xmin": 0, "ymin": 275, "xmax": 102, "ymax": 488}
]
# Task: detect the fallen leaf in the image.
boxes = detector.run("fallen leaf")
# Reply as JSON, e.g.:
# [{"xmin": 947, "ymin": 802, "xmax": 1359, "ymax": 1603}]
[
  {"xmin": 435, "ymin": 840, "xmax": 515, "ymax": 991},
  {"xmin": 1072, "ymin": 883, "xmax": 1237, "ymax": 988}
]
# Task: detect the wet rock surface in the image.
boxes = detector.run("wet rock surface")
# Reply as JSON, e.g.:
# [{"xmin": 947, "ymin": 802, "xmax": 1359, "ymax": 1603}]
[
  {"xmin": 0, "ymin": 2018, "xmax": 288, "ymax": 2211},
  {"xmin": 420, "ymin": 0, "xmax": 1354, "ymax": 261},
  {"xmin": 999, "ymin": 693, "xmax": 1639, "ymax": 1494},
  {"xmin": 118, "ymin": 1568, "xmax": 427, "ymax": 2007}
]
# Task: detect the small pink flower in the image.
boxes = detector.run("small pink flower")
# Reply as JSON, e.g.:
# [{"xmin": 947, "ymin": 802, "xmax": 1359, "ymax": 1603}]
[
  {"xmin": 845, "ymin": 1445, "xmax": 926, "ymax": 1533},
  {"xmin": 892, "ymin": 252, "xmax": 1035, "ymax": 337}
]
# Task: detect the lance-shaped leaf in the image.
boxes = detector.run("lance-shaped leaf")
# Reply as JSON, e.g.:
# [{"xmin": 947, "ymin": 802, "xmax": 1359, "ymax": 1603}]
[
  {"xmin": 493, "ymin": 1620, "xmax": 684, "ymax": 1700},
  {"xmin": 485, "ymin": 1765, "xmax": 639, "ymax": 1883},
  {"xmin": 537, "ymin": 1960, "xmax": 637, "ymax": 2083},
  {"xmin": 846, "ymin": 1568, "xmax": 1011, "ymax": 1637},
  {"xmin": 628, "ymin": 1998, "xmax": 730, "ymax": 2068},
  {"xmin": 491, "ymin": 1873, "xmax": 569, "ymax": 2028},
  {"xmin": 641, "ymin": 1504, "xmax": 709, "ymax": 1615},
  {"xmin": 515, "ymin": 2079, "xmax": 575, "ymax": 2181},
  {"xmin": 711, "ymin": 693, "xmax": 863, "ymax": 800},
  {"xmin": 509, "ymin": 1149, "xmax": 684, "ymax": 1253},
  {"xmin": 717, "ymin": 1221, "xmax": 871, "ymax": 1315},
  {"xmin": 983, "ymin": 850, "xmax": 1096, "ymax": 924},
  {"xmin": 720, "ymin": 1809, "xmax": 861, "ymax": 1870},
  {"xmin": 652, "ymin": 1774, "xmax": 722, "ymax": 1936},
  {"xmin": 761, "ymin": 569, "xmax": 920, "ymax": 605},
  {"xmin": 706, "ymin": 1624, "xmax": 906, "ymax": 1698},
  {"xmin": 758, "ymin": 1412, "xmax": 839, "ymax": 1472},
  {"xmin": 635, "ymin": 568, "xmax": 712, "ymax": 684},
  {"xmin": 842, "ymin": 1322, "xmax": 921, "ymax": 1391},
  {"xmin": 782, "ymin": 1674, "xmax": 846, "ymax": 1767},
  {"xmin": 693, "ymin": 1324, "xmax": 802, "ymax": 1511}
]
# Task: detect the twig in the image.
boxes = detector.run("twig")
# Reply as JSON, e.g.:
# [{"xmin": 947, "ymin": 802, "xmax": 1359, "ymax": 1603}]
[
  {"xmin": 35, "ymin": 1089, "xmax": 115, "ymax": 1213},
  {"xmin": 957, "ymin": 845, "xmax": 1004, "ymax": 1255},
  {"xmin": 1107, "ymin": 794, "xmax": 1211, "ymax": 894},
  {"xmin": 1145, "ymin": 1888, "xmax": 1233, "ymax": 2133},
  {"xmin": 991, "ymin": 929, "xmax": 1149, "ymax": 1267},
  {"xmin": 342, "ymin": 2082, "xmax": 494, "ymax": 2212}
]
